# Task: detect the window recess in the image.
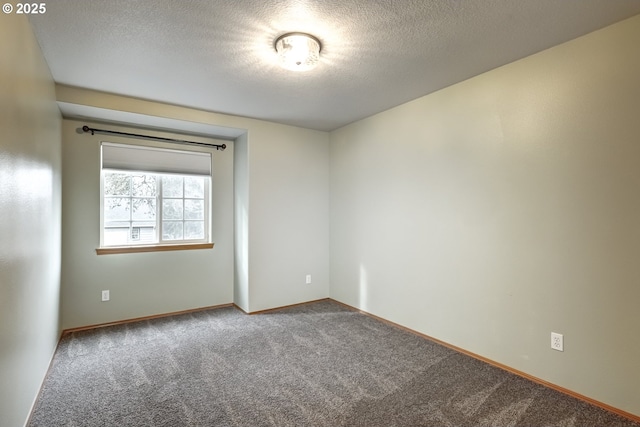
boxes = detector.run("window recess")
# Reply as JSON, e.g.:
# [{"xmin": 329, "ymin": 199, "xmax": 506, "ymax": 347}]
[{"xmin": 99, "ymin": 142, "xmax": 213, "ymax": 252}]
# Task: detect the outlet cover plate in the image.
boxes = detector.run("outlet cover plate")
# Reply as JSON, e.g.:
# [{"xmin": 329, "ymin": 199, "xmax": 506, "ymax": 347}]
[{"xmin": 551, "ymin": 332, "xmax": 563, "ymax": 351}]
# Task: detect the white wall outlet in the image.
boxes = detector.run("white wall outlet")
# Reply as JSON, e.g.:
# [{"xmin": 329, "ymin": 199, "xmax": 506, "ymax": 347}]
[
  {"xmin": 551, "ymin": 332, "xmax": 563, "ymax": 351},
  {"xmin": 305, "ymin": 274, "xmax": 312, "ymax": 285},
  {"xmin": 101, "ymin": 290, "xmax": 110, "ymax": 302}
]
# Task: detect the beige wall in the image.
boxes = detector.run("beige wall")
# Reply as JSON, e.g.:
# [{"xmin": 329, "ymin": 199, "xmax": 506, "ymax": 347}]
[
  {"xmin": 330, "ymin": 15, "xmax": 640, "ymax": 417},
  {"xmin": 246, "ymin": 124, "xmax": 330, "ymax": 311},
  {"xmin": 234, "ymin": 132, "xmax": 250, "ymax": 311},
  {"xmin": 57, "ymin": 87, "xmax": 331, "ymax": 324},
  {"xmin": 0, "ymin": 15, "xmax": 62, "ymax": 427}
]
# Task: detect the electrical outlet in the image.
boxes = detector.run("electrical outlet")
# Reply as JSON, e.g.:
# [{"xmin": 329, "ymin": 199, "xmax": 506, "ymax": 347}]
[
  {"xmin": 305, "ymin": 274, "xmax": 312, "ymax": 285},
  {"xmin": 101, "ymin": 290, "xmax": 110, "ymax": 302},
  {"xmin": 551, "ymin": 332, "xmax": 563, "ymax": 351}
]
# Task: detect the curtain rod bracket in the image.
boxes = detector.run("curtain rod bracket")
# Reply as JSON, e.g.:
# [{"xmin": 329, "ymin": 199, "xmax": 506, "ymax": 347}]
[{"xmin": 81, "ymin": 125, "xmax": 226, "ymax": 151}]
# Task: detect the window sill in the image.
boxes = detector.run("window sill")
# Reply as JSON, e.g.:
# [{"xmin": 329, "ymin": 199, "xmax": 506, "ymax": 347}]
[{"xmin": 96, "ymin": 243, "xmax": 214, "ymax": 255}]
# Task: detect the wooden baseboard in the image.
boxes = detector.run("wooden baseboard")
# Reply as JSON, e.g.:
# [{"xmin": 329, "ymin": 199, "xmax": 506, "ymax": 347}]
[
  {"xmin": 61, "ymin": 302, "xmax": 234, "ymax": 335},
  {"xmin": 61, "ymin": 298, "xmax": 332, "ymax": 334},
  {"xmin": 243, "ymin": 298, "xmax": 331, "ymax": 315},
  {"xmin": 330, "ymin": 299, "xmax": 640, "ymax": 424},
  {"xmin": 232, "ymin": 303, "xmax": 249, "ymax": 314}
]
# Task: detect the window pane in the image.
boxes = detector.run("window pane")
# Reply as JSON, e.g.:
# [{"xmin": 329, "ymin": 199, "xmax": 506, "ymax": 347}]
[
  {"xmin": 132, "ymin": 174, "xmax": 157, "ymax": 197},
  {"xmin": 162, "ymin": 175, "xmax": 183, "ymax": 198},
  {"xmin": 184, "ymin": 221, "xmax": 204, "ymax": 239},
  {"xmin": 184, "ymin": 199, "xmax": 204, "ymax": 220},
  {"xmin": 104, "ymin": 197, "xmax": 131, "ymax": 221},
  {"xmin": 184, "ymin": 176, "xmax": 204, "ymax": 198},
  {"xmin": 102, "ymin": 166, "xmax": 210, "ymax": 247},
  {"xmin": 132, "ymin": 225, "xmax": 157, "ymax": 244},
  {"xmin": 103, "ymin": 227, "xmax": 130, "ymax": 246},
  {"xmin": 162, "ymin": 221, "xmax": 183, "ymax": 240},
  {"xmin": 104, "ymin": 173, "xmax": 131, "ymax": 196},
  {"xmin": 162, "ymin": 199, "xmax": 183, "ymax": 220},
  {"xmin": 130, "ymin": 227, "xmax": 140, "ymax": 240},
  {"xmin": 132, "ymin": 198, "xmax": 156, "ymax": 220}
]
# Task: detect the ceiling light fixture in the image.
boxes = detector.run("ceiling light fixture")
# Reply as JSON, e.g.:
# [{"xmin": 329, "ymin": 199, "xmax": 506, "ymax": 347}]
[{"xmin": 274, "ymin": 32, "xmax": 321, "ymax": 72}]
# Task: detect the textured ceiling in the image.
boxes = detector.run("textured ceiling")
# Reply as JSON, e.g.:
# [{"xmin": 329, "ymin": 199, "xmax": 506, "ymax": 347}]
[{"xmin": 29, "ymin": 0, "xmax": 640, "ymax": 131}]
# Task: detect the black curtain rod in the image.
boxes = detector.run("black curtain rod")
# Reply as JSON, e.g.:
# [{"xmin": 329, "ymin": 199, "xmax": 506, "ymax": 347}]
[{"xmin": 81, "ymin": 125, "xmax": 226, "ymax": 151}]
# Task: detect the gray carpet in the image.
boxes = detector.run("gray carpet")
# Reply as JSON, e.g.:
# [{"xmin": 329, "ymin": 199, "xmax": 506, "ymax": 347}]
[{"xmin": 29, "ymin": 300, "xmax": 638, "ymax": 426}]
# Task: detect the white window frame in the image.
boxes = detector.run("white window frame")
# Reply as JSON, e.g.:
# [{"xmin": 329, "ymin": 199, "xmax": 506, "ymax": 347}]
[{"xmin": 99, "ymin": 142, "xmax": 213, "ymax": 251}]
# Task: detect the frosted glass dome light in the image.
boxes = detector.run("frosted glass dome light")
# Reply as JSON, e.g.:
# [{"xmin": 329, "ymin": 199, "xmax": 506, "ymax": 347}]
[{"xmin": 275, "ymin": 33, "xmax": 321, "ymax": 72}]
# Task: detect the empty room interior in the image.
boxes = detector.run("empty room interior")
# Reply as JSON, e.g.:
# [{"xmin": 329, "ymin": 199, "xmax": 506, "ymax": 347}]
[{"xmin": 2, "ymin": 1, "xmax": 640, "ymax": 425}]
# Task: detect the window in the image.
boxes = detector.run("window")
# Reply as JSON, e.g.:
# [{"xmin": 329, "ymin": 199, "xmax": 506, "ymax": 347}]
[{"xmin": 100, "ymin": 142, "xmax": 212, "ymax": 250}]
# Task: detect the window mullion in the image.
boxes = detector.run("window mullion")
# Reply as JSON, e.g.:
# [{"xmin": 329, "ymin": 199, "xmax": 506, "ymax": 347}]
[
  {"xmin": 157, "ymin": 174, "xmax": 163, "ymax": 244},
  {"xmin": 206, "ymin": 179, "xmax": 210, "ymax": 242},
  {"xmin": 182, "ymin": 177, "xmax": 186, "ymax": 240},
  {"xmin": 128, "ymin": 175, "xmax": 133, "ymax": 242}
]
